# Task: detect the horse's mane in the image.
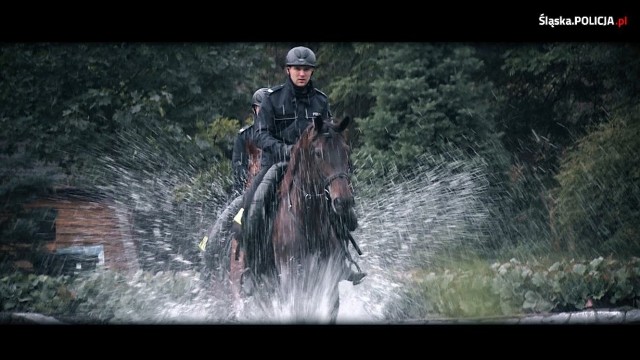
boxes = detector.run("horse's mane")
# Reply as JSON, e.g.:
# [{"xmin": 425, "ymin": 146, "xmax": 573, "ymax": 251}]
[{"xmin": 282, "ymin": 117, "xmax": 343, "ymax": 194}]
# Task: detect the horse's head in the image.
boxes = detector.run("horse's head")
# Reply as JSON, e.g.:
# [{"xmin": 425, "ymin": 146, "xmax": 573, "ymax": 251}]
[{"xmin": 290, "ymin": 116, "xmax": 356, "ymax": 228}]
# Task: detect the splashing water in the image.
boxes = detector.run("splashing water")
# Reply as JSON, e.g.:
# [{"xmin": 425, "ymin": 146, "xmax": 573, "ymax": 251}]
[
  {"xmin": 76, "ymin": 129, "xmax": 492, "ymax": 324},
  {"xmin": 335, "ymin": 156, "xmax": 491, "ymax": 322},
  {"xmin": 232, "ymin": 256, "xmax": 348, "ymax": 324}
]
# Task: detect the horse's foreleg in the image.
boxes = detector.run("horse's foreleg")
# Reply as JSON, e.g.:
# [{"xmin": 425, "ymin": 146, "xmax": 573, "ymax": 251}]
[{"xmin": 229, "ymin": 237, "xmax": 246, "ymax": 317}]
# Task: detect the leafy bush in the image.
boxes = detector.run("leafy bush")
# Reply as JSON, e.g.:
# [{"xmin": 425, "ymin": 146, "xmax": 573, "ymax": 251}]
[
  {"xmin": 553, "ymin": 108, "xmax": 640, "ymax": 256},
  {"xmin": 393, "ymin": 257, "xmax": 640, "ymax": 319},
  {"xmin": 0, "ymin": 273, "xmax": 78, "ymax": 315},
  {"xmin": 70, "ymin": 269, "xmax": 211, "ymax": 323},
  {"xmin": 0, "ymin": 269, "xmax": 224, "ymax": 323}
]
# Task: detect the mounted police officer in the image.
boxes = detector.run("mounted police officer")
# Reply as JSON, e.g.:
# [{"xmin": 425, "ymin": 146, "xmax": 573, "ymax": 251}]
[
  {"xmin": 243, "ymin": 46, "xmax": 366, "ymax": 285},
  {"xmin": 231, "ymin": 87, "xmax": 268, "ymax": 196},
  {"xmin": 199, "ymin": 87, "xmax": 268, "ymax": 276},
  {"xmin": 253, "ymin": 46, "xmax": 330, "ymax": 168}
]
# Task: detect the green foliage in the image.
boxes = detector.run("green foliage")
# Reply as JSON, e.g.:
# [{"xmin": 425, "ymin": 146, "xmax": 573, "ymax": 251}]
[
  {"xmin": 195, "ymin": 116, "xmax": 240, "ymax": 159},
  {"xmin": 0, "ymin": 269, "xmax": 217, "ymax": 323},
  {"xmin": 553, "ymin": 107, "xmax": 640, "ymax": 255},
  {"xmin": 0, "ymin": 150, "xmax": 59, "ymax": 217},
  {"xmin": 0, "ymin": 273, "xmax": 78, "ymax": 314},
  {"xmin": 393, "ymin": 257, "xmax": 640, "ymax": 319},
  {"xmin": 0, "ymin": 43, "xmax": 267, "ymax": 183},
  {"xmin": 0, "ymin": 207, "xmax": 56, "ymax": 245},
  {"xmin": 2, "ymin": 43, "xmax": 640, "ymax": 321},
  {"xmin": 69, "ymin": 269, "xmax": 209, "ymax": 323},
  {"xmin": 4, "ymin": 257, "xmax": 638, "ymax": 323},
  {"xmin": 352, "ymin": 44, "xmax": 508, "ymax": 187},
  {"xmin": 317, "ymin": 43, "xmax": 379, "ymax": 120},
  {"xmin": 497, "ymin": 43, "xmax": 639, "ymax": 156},
  {"xmin": 173, "ymin": 162, "xmax": 233, "ymax": 205},
  {"xmin": 482, "ymin": 43, "xmax": 640, "ymax": 250}
]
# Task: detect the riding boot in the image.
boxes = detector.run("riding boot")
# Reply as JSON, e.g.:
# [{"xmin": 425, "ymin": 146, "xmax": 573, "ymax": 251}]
[{"xmin": 343, "ymin": 261, "xmax": 367, "ymax": 285}]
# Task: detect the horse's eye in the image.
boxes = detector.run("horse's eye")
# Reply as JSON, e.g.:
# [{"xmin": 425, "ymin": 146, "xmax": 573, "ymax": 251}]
[{"xmin": 315, "ymin": 149, "xmax": 323, "ymax": 158}]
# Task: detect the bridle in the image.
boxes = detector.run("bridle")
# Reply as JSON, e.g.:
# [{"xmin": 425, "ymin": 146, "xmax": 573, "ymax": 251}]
[
  {"xmin": 290, "ymin": 168, "xmax": 351, "ymax": 203},
  {"xmin": 297, "ymin": 171, "xmax": 351, "ymax": 201},
  {"xmin": 289, "ymin": 127, "xmax": 353, "ymax": 205}
]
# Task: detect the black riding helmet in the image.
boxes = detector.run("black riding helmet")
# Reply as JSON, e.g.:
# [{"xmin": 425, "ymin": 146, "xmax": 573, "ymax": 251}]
[
  {"xmin": 251, "ymin": 87, "xmax": 269, "ymax": 107},
  {"xmin": 285, "ymin": 46, "xmax": 316, "ymax": 68}
]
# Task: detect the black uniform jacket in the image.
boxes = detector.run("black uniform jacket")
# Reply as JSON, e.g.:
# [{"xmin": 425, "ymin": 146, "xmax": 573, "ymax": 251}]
[{"xmin": 253, "ymin": 78, "xmax": 331, "ymax": 167}]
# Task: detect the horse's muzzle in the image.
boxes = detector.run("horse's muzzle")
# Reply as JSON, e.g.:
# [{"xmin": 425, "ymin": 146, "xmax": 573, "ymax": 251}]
[{"xmin": 332, "ymin": 197, "xmax": 358, "ymax": 231}]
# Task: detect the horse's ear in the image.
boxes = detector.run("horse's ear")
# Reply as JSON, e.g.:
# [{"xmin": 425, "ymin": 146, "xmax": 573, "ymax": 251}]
[
  {"xmin": 336, "ymin": 116, "xmax": 350, "ymax": 133},
  {"xmin": 314, "ymin": 115, "xmax": 324, "ymax": 133}
]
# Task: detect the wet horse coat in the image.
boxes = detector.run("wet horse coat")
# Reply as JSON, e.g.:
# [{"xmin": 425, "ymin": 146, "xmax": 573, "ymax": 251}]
[{"xmin": 231, "ymin": 116, "xmax": 356, "ymax": 321}]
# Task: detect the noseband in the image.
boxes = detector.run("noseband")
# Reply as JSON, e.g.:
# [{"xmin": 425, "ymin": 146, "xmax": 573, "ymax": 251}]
[{"xmin": 292, "ymin": 171, "xmax": 349, "ymax": 202}]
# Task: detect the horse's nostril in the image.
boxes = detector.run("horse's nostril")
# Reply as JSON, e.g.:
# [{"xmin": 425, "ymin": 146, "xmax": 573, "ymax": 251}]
[
  {"xmin": 332, "ymin": 197, "xmax": 354, "ymax": 213},
  {"xmin": 332, "ymin": 197, "xmax": 358, "ymax": 231}
]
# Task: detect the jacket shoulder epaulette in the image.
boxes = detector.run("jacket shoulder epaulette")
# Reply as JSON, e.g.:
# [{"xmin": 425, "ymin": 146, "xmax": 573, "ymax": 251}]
[
  {"xmin": 269, "ymin": 84, "xmax": 284, "ymax": 93},
  {"xmin": 238, "ymin": 124, "xmax": 253, "ymax": 134}
]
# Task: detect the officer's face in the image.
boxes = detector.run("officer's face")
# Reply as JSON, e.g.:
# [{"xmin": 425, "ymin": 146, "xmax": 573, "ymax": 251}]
[{"xmin": 287, "ymin": 66, "xmax": 314, "ymax": 87}]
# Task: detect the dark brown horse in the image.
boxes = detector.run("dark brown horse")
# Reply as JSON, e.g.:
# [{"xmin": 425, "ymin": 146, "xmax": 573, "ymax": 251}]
[{"xmin": 230, "ymin": 116, "xmax": 356, "ymax": 322}]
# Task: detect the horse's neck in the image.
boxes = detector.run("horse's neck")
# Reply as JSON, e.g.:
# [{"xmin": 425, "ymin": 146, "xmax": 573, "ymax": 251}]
[{"xmin": 280, "ymin": 158, "xmax": 341, "ymax": 258}]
